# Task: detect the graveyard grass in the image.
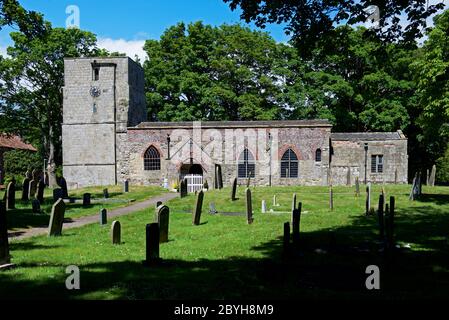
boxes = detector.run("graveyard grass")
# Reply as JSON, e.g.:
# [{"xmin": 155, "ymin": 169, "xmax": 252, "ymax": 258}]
[
  {"xmin": 7, "ymin": 185, "xmax": 166, "ymax": 231},
  {"xmin": 2, "ymin": 184, "xmax": 449, "ymax": 299}
]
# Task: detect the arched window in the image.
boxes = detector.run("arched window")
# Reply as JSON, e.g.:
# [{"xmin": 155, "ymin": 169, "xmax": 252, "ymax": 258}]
[
  {"xmin": 238, "ymin": 148, "xmax": 255, "ymax": 178},
  {"xmin": 315, "ymin": 148, "xmax": 322, "ymax": 162},
  {"xmin": 281, "ymin": 148, "xmax": 298, "ymax": 178},
  {"xmin": 144, "ymin": 146, "xmax": 161, "ymax": 171}
]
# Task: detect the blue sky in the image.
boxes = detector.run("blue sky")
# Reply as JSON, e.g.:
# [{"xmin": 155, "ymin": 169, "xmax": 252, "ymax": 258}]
[{"xmin": 0, "ymin": 0, "xmax": 290, "ymax": 60}]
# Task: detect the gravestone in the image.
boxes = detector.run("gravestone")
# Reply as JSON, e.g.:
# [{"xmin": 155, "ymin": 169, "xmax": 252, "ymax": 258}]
[
  {"xmin": 100, "ymin": 208, "xmax": 107, "ymax": 226},
  {"xmin": 215, "ymin": 165, "xmax": 223, "ymax": 189},
  {"xmin": 329, "ymin": 186, "xmax": 333, "ymax": 211},
  {"xmin": 156, "ymin": 201, "xmax": 162, "ymax": 208},
  {"xmin": 83, "ymin": 193, "xmax": 91, "ymax": 206},
  {"xmin": 0, "ymin": 200, "xmax": 12, "ymax": 267},
  {"xmin": 192, "ymin": 190, "xmax": 204, "ymax": 225},
  {"xmin": 377, "ymin": 194, "xmax": 385, "ymax": 242},
  {"xmin": 292, "ymin": 193, "xmax": 297, "ymax": 211},
  {"xmin": 180, "ymin": 179, "xmax": 187, "ymax": 198},
  {"xmin": 292, "ymin": 205, "xmax": 301, "ymax": 247},
  {"xmin": 209, "ymin": 202, "xmax": 218, "ymax": 215},
  {"xmin": 21, "ymin": 177, "xmax": 30, "ymax": 201},
  {"xmin": 25, "ymin": 170, "xmax": 32, "ymax": 180},
  {"xmin": 355, "ymin": 177, "xmax": 360, "ymax": 197},
  {"xmin": 386, "ymin": 196, "xmax": 396, "ymax": 250},
  {"xmin": 365, "ymin": 183, "xmax": 371, "ymax": 215},
  {"xmin": 111, "ymin": 221, "xmax": 121, "ymax": 245},
  {"xmin": 426, "ymin": 169, "xmax": 430, "ymax": 186},
  {"xmin": 32, "ymin": 169, "xmax": 40, "ymax": 182},
  {"xmin": 283, "ymin": 222, "xmax": 290, "ymax": 256},
  {"xmin": 429, "ymin": 165, "xmax": 436, "ymax": 187},
  {"xmin": 103, "ymin": 188, "xmax": 109, "ymax": 199},
  {"xmin": 346, "ymin": 167, "xmax": 351, "ymax": 186},
  {"xmin": 53, "ymin": 188, "xmax": 63, "ymax": 202},
  {"xmin": 57, "ymin": 176, "xmax": 68, "ymax": 198},
  {"xmin": 231, "ymin": 178, "xmax": 237, "ymax": 201},
  {"xmin": 157, "ymin": 205, "xmax": 169, "ymax": 243},
  {"xmin": 48, "ymin": 198, "xmax": 66, "ymax": 236},
  {"xmin": 246, "ymin": 188, "xmax": 254, "ymax": 224},
  {"xmin": 6, "ymin": 181, "xmax": 15, "ymax": 210},
  {"xmin": 36, "ymin": 179, "xmax": 45, "ymax": 204},
  {"xmin": 273, "ymin": 195, "xmax": 279, "ymax": 207},
  {"xmin": 261, "ymin": 200, "xmax": 267, "ymax": 213},
  {"xmin": 123, "ymin": 179, "xmax": 129, "ymax": 193},
  {"xmin": 44, "ymin": 172, "xmax": 49, "ymax": 186},
  {"xmin": 143, "ymin": 223, "xmax": 161, "ymax": 265},
  {"xmin": 32, "ymin": 199, "xmax": 41, "ymax": 213},
  {"xmin": 246, "ymin": 172, "xmax": 251, "ymax": 188}
]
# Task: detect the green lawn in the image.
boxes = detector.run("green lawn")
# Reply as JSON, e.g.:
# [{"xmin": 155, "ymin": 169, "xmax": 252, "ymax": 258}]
[
  {"xmin": 6, "ymin": 185, "xmax": 166, "ymax": 231},
  {"xmin": 1, "ymin": 184, "xmax": 448, "ymax": 300}
]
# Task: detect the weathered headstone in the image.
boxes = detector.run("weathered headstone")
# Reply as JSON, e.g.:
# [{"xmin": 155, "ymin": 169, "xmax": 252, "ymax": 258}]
[
  {"xmin": 57, "ymin": 176, "xmax": 68, "ymax": 198},
  {"xmin": 157, "ymin": 205, "xmax": 169, "ymax": 243},
  {"xmin": 329, "ymin": 186, "xmax": 333, "ymax": 211},
  {"xmin": 21, "ymin": 177, "xmax": 30, "ymax": 201},
  {"xmin": 231, "ymin": 177, "xmax": 237, "ymax": 201},
  {"xmin": 365, "ymin": 183, "xmax": 371, "ymax": 215},
  {"xmin": 123, "ymin": 179, "xmax": 129, "ymax": 193},
  {"xmin": 83, "ymin": 193, "xmax": 91, "ymax": 206},
  {"xmin": 292, "ymin": 193, "xmax": 297, "ymax": 211},
  {"xmin": 32, "ymin": 199, "xmax": 41, "ymax": 213},
  {"xmin": 180, "ymin": 178, "xmax": 187, "ymax": 198},
  {"xmin": 53, "ymin": 188, "xmax": 63, "ymax": 202},
  {"xmin": 0, "ymin": 200, "xmax": 12, "ymax": 268},
  {"xmin": 156, "ymin": 201, "xmax": 162, "ymax": 208},
  {"xmin": 355, "ymin": 176, "xmax": 360, "ymax": 197},
  {"xmin": 47, "ymin": 198, "xmax": 66, "ymax": 236},
  {"xmin": 273, "ymin": 195, "xmax": 279, "ymax": 207},
  {"xmin": 346, "ymin": 167, "xmax": 351, "ymax": 186},
  {"xmin": 6, "ymin": 181, "xmax": 15, "ymax": 210},
  {"xmin": 429, "ymin": 164, "xmax": 436, "ymax": 187},
  {"xmin": 261, "ymin": 200, "xmax": 267, "ymax": 213},
  {"xmin": 246, "ymin": 188, "xmax": 254, "ymax": 224},
  {"xmin": 192, "ymin": 190, "xmax": 204, "ymax": 225},
  {"xmin": 36, "ymin": 179, "xmax": 45, "ymax": 204},
  {"xmin": 426, "ymin": 169, "xmax": 430, "ymax": 186},
  {"xmin": 377, "ymin": 194, "xmax": 385, "ymax": 242},
  {"xmin": 215, "ymin": 165, "xmax": 223, "ymax": 189},
  {"xmin": 111, "ymin": 221, "xmax": 121, "ymax": 244},
  {"xmin": 209, "ymin": 202, "xmax": 218, "ymax": 215},
  {"xmin": 143, "ymin": 223, "xmax": 161, "ymax": 265},
  {"xmin": 103, "ymin": 188, "xmax": 109, "ymax": 199},
  {"xmin": 100, "ymin": 208, "xmax": 107, "ymax": 226}
]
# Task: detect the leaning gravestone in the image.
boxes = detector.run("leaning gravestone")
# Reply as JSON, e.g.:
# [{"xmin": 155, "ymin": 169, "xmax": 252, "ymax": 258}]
[
  {"xmin": 32, "ymin": 199, "xmax": 41, "ymax": 213},
  {"xmin": 231, "ymin": 177, "xmax": 237, "ymax": 201},
  {"xmin": 157, "ymin": 205, "xmax": 169, "ymax": 243},
  {"xmin": 53, "ymin": 188, "xmax": 63, "ymax": 202},
  {"xmin": 111, "ymin": 221, "xmax": 121, "ymax": 245},
  {"xmin": 58, "ymin": 177, "xmax": 68, "ymax": 198},
  {"xmin": 292, "ymin": 193, "xmax": 297, "ymax": 212},
  {"xmin": 103, "ymin": 188, "xmax": 109, "ymax": 199},
  {"xmin": 21, "ymin": 177, "xmax": 30, "ymax": 201},
  {"xmin": 48, "ymin": 198, "xmax": 66, "ymax": 236},
  {"xmin": 246, "ymin": 188, "xmax": 254, "ymax": 224},
  {"xmin": 192, "ymin": 190, "xmax": 204, "ymax": 225},
  {"xmin": 0, "ymin": 200, "xmax": 12, "ymax": 268},
  {"xmin": 100, "ymin": 208, "xmax": 107, "ymax": 226},
  {"xmin": 83, "ymin": 193, "xmax": 91, "ymax": 207},
  {"xmin": 36, "ymin": 179, "xmax": 45, "ymax": 204},
  {"xmin": 143, "ymin": 223, "xmax": 161, "ymax": 265},
  {"xmin": 6, "ymin": 181, "xmax": 15, "ymax": 210}
]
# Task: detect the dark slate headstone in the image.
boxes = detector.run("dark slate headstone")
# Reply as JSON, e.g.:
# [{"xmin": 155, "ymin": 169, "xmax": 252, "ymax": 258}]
[
  {"xmin": 192, "ymin": 190, "xmax": 204, "ymax": 225},
  {"xmin": 143, "ymin": 223, "xmax": 161, "ymax": 265},
  {"xmin": 53, "ymin": 188, "xmax": 63, "ymax": 202},
  {"xmin": 57, "ymin": 176, "xmax": 68, "ymax": 198},
  {"xmin": 231, "ymin": 177, "xmax": 237, "ymax": 201},
  {"xmin": 36, "ymin": 179, "xmax": 45, "ymax": 204},
  {"xmin": 100, "ymin": 208, "xmax": 107, "ymax": 226},
  {"xmin": 83, "ymin": 193, "xmax": 91, "ymax": 207},
  {"xmin": 32, "ymin": 199, "xmax": 41, "ymax": 214},
  {"xmin": 292, "ymin": 193, "xmax": 297, "ymax": 211},
  {"xmin": 31, "ymin": 169, "xmax": 40, "ymax": 182},
  {"xmin": 216, "ymin": 165, "xmax": 223, "ymax": 189},
  {"xmin": 103, "ymin": 188, "xmax": 109, "ymax": 199},
  {"xmin": 22, "ymin": 178, "xmax": 30, "ymax": 201},
  {"xmin": 246, "ymin": 188, "xmax": 254, "ymax": 224},
  {"xmin": 28, "ymin": 179, "xmax": 37, "ymax": 200},
  {"xmin": 6, "ymin": 181, "xmax": 15, "ymax": 210},
  {"xmin": 156, "ymin": 201, "xmax": 162, "ymax": 207},
  {"xmin": 111, "ymin": 221, "xmax": 121, "ymax": 244},
  {"xmin": 157, "ymin": 205, "xmax": 169, "ymax": 243},
  {"xmin": 0, "ymin": 200, "xmax": 11, "ymax": 266},
  {"xmin": 179, "ymin": 178, "xmax": 187, "ymax": 198},
  {"xmin": 48, "ymin": 198, "xmax": 66, "ymax": 236},
  {"xmin": 123, "ymin": 179, "xmax": 129, "ymax": 193}
]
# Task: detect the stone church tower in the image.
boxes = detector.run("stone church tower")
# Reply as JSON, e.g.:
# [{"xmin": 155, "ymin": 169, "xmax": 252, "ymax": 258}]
[{"xmin": 62, "ymin": 57, "xmax": 146, "ymax": 188}]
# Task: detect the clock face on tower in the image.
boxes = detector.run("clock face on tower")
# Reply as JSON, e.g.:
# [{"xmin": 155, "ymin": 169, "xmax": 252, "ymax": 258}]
[{"xmin": 90, "ymin": 86, "xmax": 101, "ymax": 98}]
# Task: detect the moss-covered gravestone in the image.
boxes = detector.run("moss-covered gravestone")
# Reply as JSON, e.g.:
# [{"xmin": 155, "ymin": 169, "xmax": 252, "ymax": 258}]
[
  {"xmin": 246, "ymin": 188, "xmax": 254, "ymax": 224},
  {"xmin": 192, "ymin": 190, "xmax": 204, "ymax": 225},
  {"xmin": 157, "ymin": 205, "xmax": 169, "ymax": 243},
  {"xmin": 6, "ymin": 181, "xmax": 15, "ymax": 210},
  {"xmin": 21, "ymin": 177, "xmax": 30, "ymax": 201},
  {"xmin": 48, "ymin": 198, "xmax": 66, "ymax": 236},
  {"xmin": 231, "ymin": 177, "xmax": 237, "ymax": 201},
  {"xmin": 111, "ymin": 221, "xmax": 121, "ymax": 244}
]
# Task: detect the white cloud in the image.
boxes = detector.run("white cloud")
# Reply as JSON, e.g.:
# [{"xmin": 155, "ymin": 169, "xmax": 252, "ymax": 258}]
[
  {"xmin": 0, "ymin": 45, "xmax": 8, "ymax": 58},
  {"xmin": 97, "ymin": 38, "xmax": 147, "ymax": 62}
]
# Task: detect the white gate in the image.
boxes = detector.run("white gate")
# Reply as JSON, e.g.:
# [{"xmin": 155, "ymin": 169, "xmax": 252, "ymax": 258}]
[{"xmin": 183, "ymin": 174, "xmax": 204, "ymax": 193}]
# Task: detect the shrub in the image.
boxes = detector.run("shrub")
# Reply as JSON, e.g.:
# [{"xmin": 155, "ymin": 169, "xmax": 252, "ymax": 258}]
[{"xmin": 436, "ymin": 145, "xmax": 449, "ymax": 185}]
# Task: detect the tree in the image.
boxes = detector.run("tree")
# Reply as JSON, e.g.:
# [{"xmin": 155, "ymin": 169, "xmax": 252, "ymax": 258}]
[
  {"xmin": 0, "ymin": 27, "xmax": 100, "ymax": 186},
  {"xmin": 224, "ymin": 0, "xmax": 445, "ymax": 55}
]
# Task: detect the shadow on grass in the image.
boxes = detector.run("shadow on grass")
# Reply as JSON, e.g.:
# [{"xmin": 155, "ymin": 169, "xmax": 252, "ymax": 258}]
[{"xmin": 416, "ymin": 193, "xmax": 449, "ymax": 206}]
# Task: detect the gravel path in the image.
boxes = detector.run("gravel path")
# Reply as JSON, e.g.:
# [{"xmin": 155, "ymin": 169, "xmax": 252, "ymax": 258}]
[{"xmin": 8, "ymin": 192, "xmax": 178, "ymax": 241}]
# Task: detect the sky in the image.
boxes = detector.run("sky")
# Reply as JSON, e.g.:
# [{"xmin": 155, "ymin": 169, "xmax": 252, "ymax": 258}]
[{"xmin": 0, "ymin": 0, "xmax": 290, "ymax": 61}]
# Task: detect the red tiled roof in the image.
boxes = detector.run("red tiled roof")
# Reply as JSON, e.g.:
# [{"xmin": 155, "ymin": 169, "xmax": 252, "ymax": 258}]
[{"xmin": 0, "ymin": 134, "xmax": 37, "ymax": 151}]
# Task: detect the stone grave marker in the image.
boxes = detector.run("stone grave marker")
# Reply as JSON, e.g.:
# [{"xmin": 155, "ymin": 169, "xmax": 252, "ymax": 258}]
[
  {"xmin": 355, "ymin": 177, "xmax": 360, "ymax": 197},
  {"xmin": 25, "ymin": 170, "xmax": 32, "ymax": 180},
  {"xmin": 429, "ymin": 164, "xmax": 436, "ymax": 187},
  {"xmin": 83, "ymin": 193, "xmax": 91, "ymax": 207},
  {"xmin": 48, "ymin": 198, "xmax": 66, "ymax": 236},
  {"xmin": 21, "ymin": 177, "xmax": 30, "ymax": 201},
  {"xmin": 103, "ymin": 188, "xmax": 109, "ymax": 199},
  {"xmin": 292, "ymin": 193, "xmax": 297, "ymax": 211},
  {"xmin": 156, "ymin": 201, "xmax": 162, "ymax": 208},
  {"xmin": 100, "ymin": 208, "xmax": 107, "ymax": 226},
  {"xmin": 261, "ymin": 200, "xmax": 267, "ymax": 213},
  {"xmin": 192, "ymin": 190, "xmax": 204, "ymax": 225},
  {"xmin": 58, "ymin": 176, "xmax": 68, "ymax": 198},
  {"xmin": 143, "ymin": 223, "xmax": 161, "ymax": 265},
  {"xmin": 209, "ymin": 202, "xmax": 218, "ymax": 215},
  {"xmin": 36, "ymin": 179, "xmax": 45, "ymax": 204},
  {"xmin": 377, "ymin": 194, "xmax": 385, "ymax": 242},
  {"xmin": 0, "ymin": 200, "xmax": 12, "ymax": 268},
  {"xmin": 53, "ymin": 188, "xmax": 63, "ymax": 202},
  {"xmin": 32, "ymin": 199, "xmax": 41, "ymax": 213},
  {"xmin": 329, "ymin": 186, "xmax": 334, "ymax": 211},
  {"xmin": 6, "ymin": 181, "xmax": 15, "ymax": 210},
  {"xmin": 32, "ymin": 169, "xmax": 40, "ymax": 182},
  {"xmin": 273, "ymin": 195, "xmax": 279, "ymax": 207},
  {"xmin": 426, "ymin": 169, "xmax": 430, "ymax": 186},
  {"xmin": 231, "ymin": 177, "xmax": 237, "ymax": 201},
  {"xmin": 111, "ymin": 221, "xmax": 121, "ymax": 245},
  {"xmin": 246, "ymin": 188, "xmax": 254, "ymax": 224},
  {"xmin": 180, "ymin": 179, "xmax": 187, "ymax": 198},
  {"xmin": 123, "ymin": 179, "xmax": 129, "ymax": 193},
  {"xmin": 365, "ymin": 183, "xmax": 371, "ymax": 215},
  {"xmin": 157, "ymin": 205, "xmax": 169, "ymax": 243},
  {"xmin": 346, "ymin": 167, "xmax": 351, "ymax": 186}
]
